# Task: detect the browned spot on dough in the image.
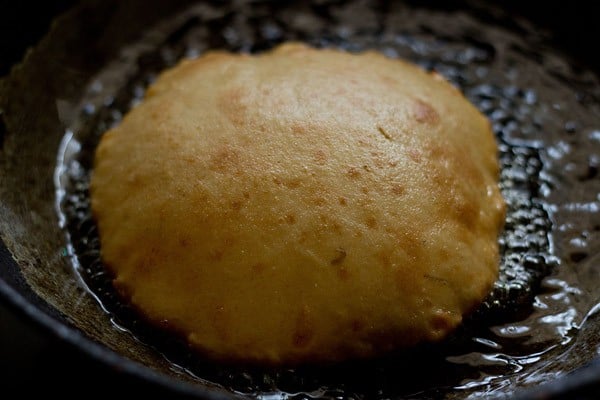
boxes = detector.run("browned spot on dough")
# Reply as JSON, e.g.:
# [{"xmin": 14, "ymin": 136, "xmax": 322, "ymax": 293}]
[
  {"xmin": 209, "ymin": 146, "xmax": 239, "ymax": 172},
  {"xmin": 313, "ymin": 197, "xmax": 327, "ymax": 206},
  {"xmin": 366, "ymin": 216, "xmax": 378, "ymax": 229},
  {"xmin": 339, "ymin": 197, "xmax": 347, "ymax": 206},
  {"xmin": 391, "ymin": 184, "xmax": 405, "ymax": 196},
  {"xmin": 208, "ymin": 248, "xmax": 225, "ymax": 262},
  {"xmin": 284, "ymin": 214, "xmax": 296, "ymax": 224},
  {"xmin": 135, "ymin": 257, "xmax": 152, "ymax": 275},
  {"xmin": 347, "ymin": 167, "xmax": 361, "ymax": 179},
  {"xmin": 251, "ymin": 263, "xmax": 266, "ymax": 274},
  {"xmin": 381, "ymin": 75, "xmax": 397, "ymax": 86},
  {"xmin": 255, "ymin": 122, "xmax": 268, "ymax": 133},
  {"xmin": 376, "ymin": 251, "xmax": 392, "ymax": 268},
  {"xmin": 408, "ymin": 149, "xmax": 422, "ymax": 163},
  {"xmin": 331, "ymin": 221, "xmax": 342, "ymax": 234},
  {"xmin": 337, "ymin": 265, "xmax": 349, "ymax": 280},
  {"xmin": 413, "ymin": 99, "xmax": 440, "ymax": 124},
  {"xmin": 182, "ymin": 155, "xmax": 197, "ymax": 164},
  {"xmin": 442, "ymin": 184, "xmax": 478, "ymax": 231},
  {"xmin": 453, "ymin": 195, "xmax": 478, "ymax": 230},
  {"xmin": 427, "ymin": 142, "xmax": 445, "ymax": 159},
  {"xmin": 218, "ymin": 87, "xmax": 248, "ymax": 126},
  {"xmin": 283, "ymin": 178, "xmax": 302, "ymax": 189},
  {"xmin": 394, "ymin": 229, "xmax": 425, "ymax": 260},
  {"xmin": 292, "ymin": 306, "xmax": 314, "ymax": 348},
  {"xmin": 149, "ymin": 108, "xmax": 161, "ymax": 119},
  {"xmin": 313, "ymin": 149, "xmax": 328, "ymax": 165},
  {"xmin": 261, "ymin": 86, "xmax": 273, "ymax": 96},
  {"xmin": 243, "ymin": 192, "xmax": 250, "ymax": 199},
  {"xmin": 432, "ymin": 170, "xmax": 450, "ymax": 187},
  {"xmin": 134, "ymin": 245, "xmax": 163, "ymax": 275},
  {"xmin": 230, "ymin": 200, "xmax": 243, "ymax": 211},
  {"xmin": 370, "ymin": 150, "xmax": 387, "ymax": 169},
  {"xmin": 291, "ymin": 123, "xmax": 306, "ymax": 135},
  {"xmin": 437, "ymin": 247, "xmax": 451, "ymax": 262},
  {"xmin": 361, "ymin": 186, "xmax": 369, "ymax": 195},
  {"xmin": 178, "ymin": 237, "xmax": 190, "ymax": 247},
  {"xmin": 273, "ymin": 176, "xmax": 302, "ymax": 188},
  {"xmin": 426, "ymin": 141, "xmax": 484, "ymax": 200},
  {"xmin": 298, "ymin": 231, "xmax": 309, "ymax": 244}
]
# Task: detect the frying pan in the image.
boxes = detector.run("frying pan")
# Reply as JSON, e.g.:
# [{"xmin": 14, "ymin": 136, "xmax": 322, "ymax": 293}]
[{"xmin": 1, "ymin": 0, "xmax": 600, "ymax": 398}]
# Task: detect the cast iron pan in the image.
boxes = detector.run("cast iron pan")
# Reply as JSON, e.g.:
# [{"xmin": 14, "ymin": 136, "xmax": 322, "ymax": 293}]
[{"xmin": 2, "ymin": 0, "xmax": 600, "ymax": 398}]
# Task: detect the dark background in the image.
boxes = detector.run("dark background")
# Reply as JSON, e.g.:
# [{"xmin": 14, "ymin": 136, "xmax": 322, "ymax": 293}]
[
  {"xmin": 2, "ymin": 1, "xmax": 600, "ymax": 76},
  {"xmin": 1, "ymin": 0, "xmax": 599, "ymax": 398}
]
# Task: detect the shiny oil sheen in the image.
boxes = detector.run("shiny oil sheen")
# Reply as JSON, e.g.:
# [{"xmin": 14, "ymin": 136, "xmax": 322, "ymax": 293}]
[{"xmin": 55, "ymin": 1, "xmax": 600, "ymax": 398}]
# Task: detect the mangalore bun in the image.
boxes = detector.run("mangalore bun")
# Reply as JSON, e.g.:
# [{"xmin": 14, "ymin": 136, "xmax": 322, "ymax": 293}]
[{"xmin": 90, "ymin": 43, "xmax": 505, "ymax": 364}]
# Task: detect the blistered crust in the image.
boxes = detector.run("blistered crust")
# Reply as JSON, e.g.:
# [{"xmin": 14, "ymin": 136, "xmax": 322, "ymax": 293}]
[{"xmin": 91, "ymin": 43, "xmax": 505, "ymax": 364}]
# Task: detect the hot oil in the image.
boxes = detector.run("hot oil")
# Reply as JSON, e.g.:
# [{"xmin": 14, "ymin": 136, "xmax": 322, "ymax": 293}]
[{"xmin": 55, "ymin": 1, "xmax": 600, "ymax": 398}]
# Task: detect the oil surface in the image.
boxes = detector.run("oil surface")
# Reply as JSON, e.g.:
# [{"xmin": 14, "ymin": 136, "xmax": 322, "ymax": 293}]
[{"xmin": 55, "ymin": 1, "xmax": 600, "ymax": 398}]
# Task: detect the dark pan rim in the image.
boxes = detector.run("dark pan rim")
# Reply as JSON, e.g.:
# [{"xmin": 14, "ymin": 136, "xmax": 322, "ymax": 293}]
[{"xmin": 1, "ymin": 236, "xmax": 600, "ymax": 399}]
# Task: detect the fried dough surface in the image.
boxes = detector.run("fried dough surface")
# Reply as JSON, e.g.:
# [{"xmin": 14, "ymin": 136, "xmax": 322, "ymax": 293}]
[{"xmin": 91, "ymin": 43, "xmax": 505, "ymax": 364}]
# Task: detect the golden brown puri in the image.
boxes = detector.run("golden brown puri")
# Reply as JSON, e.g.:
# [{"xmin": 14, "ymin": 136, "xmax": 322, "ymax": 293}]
[{"xmin": 90, "ymin": 43, "xmax": 505, "ymax": 365}]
